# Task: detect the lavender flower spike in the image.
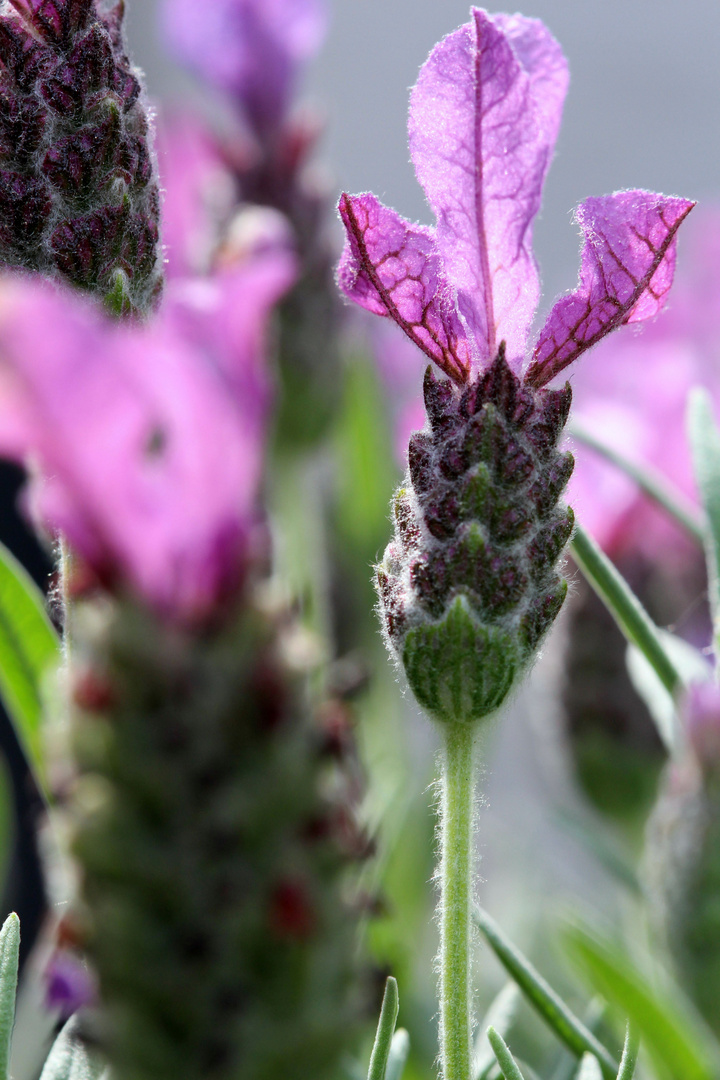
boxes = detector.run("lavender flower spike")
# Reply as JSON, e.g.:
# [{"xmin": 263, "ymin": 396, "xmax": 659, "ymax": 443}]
[
  {"xmin": 163, "ymin": 0, "xmax": 326, "ymax": 145},
  {"xmin": 0, "ymin": 0, "xmax": 163, "ymax": 313},
  {"xmin": 337, "ymin": 7, "xmax": 694, "ymax": 726}
]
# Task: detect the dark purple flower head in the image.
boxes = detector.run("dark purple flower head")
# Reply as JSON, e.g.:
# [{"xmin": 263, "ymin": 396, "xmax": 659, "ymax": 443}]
[
  {"xmin": 0, "ymin": 0, "xmax": 162, "ymax": 313},
  {"xmin": 162, "ymin": 0, "xmax": 326, "ymax": 145},
  {"xmin": 338, "ymin": 9, "xmax": 694, "ymax": 390}
]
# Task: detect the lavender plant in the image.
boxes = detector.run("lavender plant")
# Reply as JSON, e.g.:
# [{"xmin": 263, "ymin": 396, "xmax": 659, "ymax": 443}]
[
  {"xmin": 0, "ymin": 3, "xmax": 711, "ymax": 1080},
  {"xmin": 337, "ymin": 10, "xmax": 693, "ymax": 1080}
]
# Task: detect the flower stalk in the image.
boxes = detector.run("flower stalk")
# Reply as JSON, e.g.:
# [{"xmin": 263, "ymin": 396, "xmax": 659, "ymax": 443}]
[{"xmin": 439, "ymin": 722, "xmax": 476, "ymax": 1080}]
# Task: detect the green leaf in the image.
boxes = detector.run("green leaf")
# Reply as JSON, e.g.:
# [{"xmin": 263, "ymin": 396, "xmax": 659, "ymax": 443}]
[
  {"xmin": 39, "ymin": 1016, "xmax": 107, "ymax": 1080},
  {"xmin": 565, "ymin": 923, "xmax": 720, "ymax": 1080},
  {"xmin": 487, "ymin": 1027, "xmax": 527, "ymax": 1080},
  {"xmin": 616, "ymin": 1024, "xmax": 640, "ymax": 1080},
  {"xmin": 570, "ymin": 526, "xmax": 682, "ymax": 721},
  {"xmin": 625, "ymin": 629, "xmax": 710, "ymax": 753},
  {"xmin": 576, "ymin": 1054, "xmax": 602, "ymax": 1080},
  {"xmin": 385, "ymin": 1029, "xmax": 410, "ymax": 1080},
  {"xmin": 688, "ymin": 388, "xmax": 720, "ymax": 656},
  {"xmin": 569, "ymin": 420, "xmax": 705, "ymax": 545},
  {"xmin": 0, "ymin": 541, "xmax": 59, "ymax": 787},
  {"xmin": 473, "ymin": 907, "xmax": 618, "ymax": 1080},
  {"xmin": 0, "ymin": 913, "xmax": 19, "ymax": 1080},
  {"xmin": 368, "ymin": 976, "xmax": 400, "ymax": 1080},
  {"xmin": 475, "ymin": 983, "xmax": 521, "ymax": 1080}
]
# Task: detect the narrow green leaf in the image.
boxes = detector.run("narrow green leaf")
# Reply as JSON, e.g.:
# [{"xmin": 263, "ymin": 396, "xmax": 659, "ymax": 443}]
[
  {"xmin": 0, "ymin": 913, "xmax": 19, "ymax": 1080},
  {"xmin": 368, "ymin": 976, "xmax": 400, "ymax": 1080},
  {"xmin": 565, "ymin": 923, "xmax": 720, "ymax": 1080},
  {"xmin": 616, "ymin": 1024, "xmax": 640, "ymax": 1080},
  {"xmin": 570, "ymin": 525, "xmax": 682, "ymax": 710},
  {"xmin": 688, "ymin": 388, "xmax": 720, "ymax": 656},
  {"xmin": 385, "ymin": 1029, "xmax": 410, "ymax": 1080},
  {"xmin": 0, "ymin": 541, "xmax": 59, "ymax": 786},
  {"xmin": 473, "ymin": 907, "xmax": 618, "ymax": 1080},
  {"xmin": 487, "ymin": 1027, "xmax": 526, "ymax": 1080},
  {"xmin": 551, "ymin": 1000, "xmax": 606, "ymax": 1080},
  {"xmin": 39, "ymin": 1016, "xmax": 106, "ymax": 1080},
  {"xmin": 475, "ymin": 983, "xmax": 521, "ymax": 1080},
  {"xmin": 576, "ymin": 1054, "xmax": 602, "ymax": 1080},
  {"xmin": 569, "ymin": 420, "xmax": 705, "ymax": 545}
]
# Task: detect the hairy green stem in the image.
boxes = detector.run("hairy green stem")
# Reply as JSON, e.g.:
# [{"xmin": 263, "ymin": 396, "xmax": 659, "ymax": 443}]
[{"xmin": 440, "ymin": 722, "xmax": 476, "ymax": 1080}]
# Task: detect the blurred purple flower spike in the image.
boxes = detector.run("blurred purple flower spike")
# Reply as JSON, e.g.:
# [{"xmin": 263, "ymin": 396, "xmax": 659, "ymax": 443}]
[
  {"xmin": 0, "ymin": 243, "xmax": 296, "ymax": 624},
  {"xmin": 163, "ymin": 0, "xmax": 327, "ymax": 143},
  {"xmin": 338, "ymin": 8, "xmax": 694, "ymax": 389},
  {"xmin": 45, "ymin": 950, "xmax": 96, "ymax": 1019}
]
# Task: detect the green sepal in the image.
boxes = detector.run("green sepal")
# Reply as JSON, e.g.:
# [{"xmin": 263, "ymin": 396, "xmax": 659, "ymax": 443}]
[
  {"xmin": 39, "ymin": 1016, "xmax": 107, "ymax": 1080},
  {"xmin": 402, "ymin": 596, "xmax": 517, "ymax": 724},
  {"xmin": 103, "ymin": 268, "xmax": 135, "ymax": 320},
  {"xmin": 0, "ymin": 913, "xmax": 19, "ymax": 1080}
]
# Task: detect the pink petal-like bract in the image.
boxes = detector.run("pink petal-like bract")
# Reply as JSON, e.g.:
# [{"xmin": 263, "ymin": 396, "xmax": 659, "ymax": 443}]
[
  {"xmin": 163, "ymin": 0, "xmax": 326, "ymax": 140},
  {"xmin": 337, "ymin": 192, "xmax": 471, "ymax": 382},
  {"xmin": 408, "ymin": 8, "xmax": 568, "ymax": 367},
  {"xmin": 527, "ymin": 191, "xmax": 696, "ymax": 388},
  {"xmin": 0, "ymin": 253, "xmax": 295, "ymax": 623},
  {"xmin": 157, "ymin": 115, "xmax": 235, "ymax": 279}
]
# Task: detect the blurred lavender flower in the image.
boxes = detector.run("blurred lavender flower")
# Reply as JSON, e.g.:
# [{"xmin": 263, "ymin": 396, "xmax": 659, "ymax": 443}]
[
  {"xmin": 0, "ymin": 0, "xmax": 163, "ymax": 312},
  {"xmin": 0, "ymin": 243, "xmax": 296, "ymax": 622},
  {"xmin": 162, "ymin": 0, "xmax": 326, "ymax": 148}
]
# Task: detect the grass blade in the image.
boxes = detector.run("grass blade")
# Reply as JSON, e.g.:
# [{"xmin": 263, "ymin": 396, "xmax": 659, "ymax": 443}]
[
  {"xmin": 475, "ymin": 983, "xmax": 521, "ymax": 1080},
  {"xmin": 0, "ymin": 541, "xmax": 59, "ymax": 789},
  {"xmin": 487, "ymin": 1027, "xmax": 526, "ymax": 1080},
  {"xmin": 616, "ymin": 1024, "xmax": 640, "ymax": 1080},
  {"xmin": 368, "ymin": 976, "xmax": 400, "ymax": 1080},
  {"xmin": 569, "ymin": 420, "xmax": 705, "ymax": 545},
  {"xmin": 565, "ymin": 923, "xmax": 720, "ymax": 1080},
  {"xmin": 385, "ymin": 1029, "xmax": 410, "ymax": 1080},
  {"xmin": 474, "ymin": 907, "xmax": 618, "ymax": 1080},
  {"xmin": 0, "ymin": 913, "xmax": 19, "ymax": 1080},
  {"xmin": 570, "ymin": 525, "xmax": 682, "ymax": 710}
]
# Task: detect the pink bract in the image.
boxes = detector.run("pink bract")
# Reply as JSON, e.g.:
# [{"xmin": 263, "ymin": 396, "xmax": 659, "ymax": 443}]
[
  {"xmin": 0, "ymin": 250, "xmax": 296, "ymax": 623},
  {"xmin": 569, "ymin": 205, "xmax": 720, "ymax": 558},
  {"xmin": 337, "ymin": 8, "xmax": 694, "ymax": 389}
]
